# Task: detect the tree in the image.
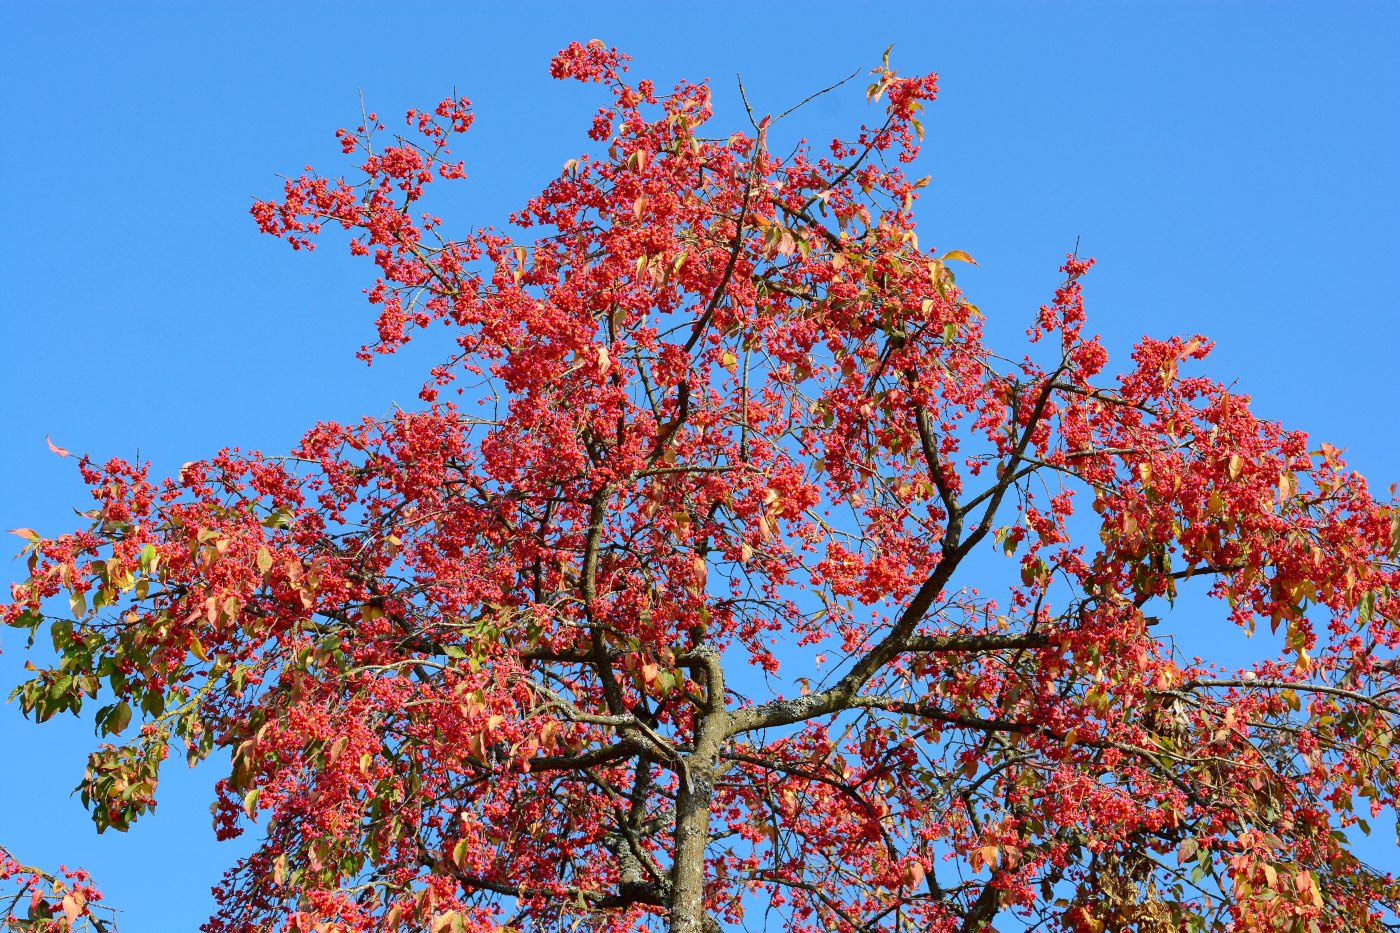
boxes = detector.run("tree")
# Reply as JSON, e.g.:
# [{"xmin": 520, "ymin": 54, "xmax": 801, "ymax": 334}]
[
  {"xmin": 0, "ymin": 847, "xmax": 110, "ymax": 932},
  {"xmin": 5, "ymin": 39, "xmax": 1400, "ymax": 933}
]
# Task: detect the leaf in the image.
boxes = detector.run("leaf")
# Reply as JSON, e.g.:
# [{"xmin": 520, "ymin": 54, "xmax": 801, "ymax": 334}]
[
  {"xmin": 1177, "ymin": 837, "xmax": 1199, "ymax": 864},
  {"xmin": 939, "ymin": 249, "xmax": 978, "ymax": 265},
  {"xmin": 256, "ymin": 547, "xmax": 274, "ymax": 574},
  {"xmin": 325, "ymin": 735, "xmax": 350, "ymax": 766},
  {"xmin": 62, "ymin": 893, "xmax": 83, "ymax": 925},
  {"xmin": 46, "ymin": 436, "xmax": 70, "ymax": 457},
  {"xmin": 8, "ymin": 527, "xmax": 40, "ymax": 541},
  {"xmin": 107, "ymin": 700, "xmax": 132, "ymax": 735}
]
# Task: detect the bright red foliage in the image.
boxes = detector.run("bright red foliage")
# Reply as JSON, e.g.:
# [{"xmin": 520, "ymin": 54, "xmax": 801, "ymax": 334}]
[{"xmin": 6, "ymin": 41, "xmax": 1400, "ymax": 933}]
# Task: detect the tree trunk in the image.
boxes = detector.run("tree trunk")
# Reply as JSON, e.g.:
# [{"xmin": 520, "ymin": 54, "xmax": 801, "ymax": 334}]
[
  {"xmin": 668, "ymin": 760, "xmax": 716, "ymax": 933},
  {"xmin": 668, "ymin": 707, "xmax": 728, "ymax": 933}
]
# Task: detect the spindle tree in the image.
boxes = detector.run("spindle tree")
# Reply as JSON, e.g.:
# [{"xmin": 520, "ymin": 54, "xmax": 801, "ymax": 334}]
[{"xmin": 6, "ymin": 40, "xmax": 1400, "ymax": 933}]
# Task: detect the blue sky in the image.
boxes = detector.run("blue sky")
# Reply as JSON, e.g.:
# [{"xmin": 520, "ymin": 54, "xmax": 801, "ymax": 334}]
[{"xmin": 1, "ymin": 2, "xmax": 1397, "ymax": 929}]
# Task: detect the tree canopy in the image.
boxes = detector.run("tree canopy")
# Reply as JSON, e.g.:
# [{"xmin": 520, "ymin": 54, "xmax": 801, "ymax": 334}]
[{"xmin": 5, "ymin": 40, "xmax": 1399, "ymax": 933}]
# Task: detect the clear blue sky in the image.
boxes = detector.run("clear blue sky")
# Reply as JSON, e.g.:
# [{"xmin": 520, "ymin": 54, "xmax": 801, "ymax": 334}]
[{"xmin": 2, "ymin": 3, "xmax": 1397, "ymax": 929}]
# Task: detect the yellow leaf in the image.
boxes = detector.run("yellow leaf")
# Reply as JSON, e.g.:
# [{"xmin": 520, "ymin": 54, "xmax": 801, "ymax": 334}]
[{"xmin": 939, "ymin": 249, "xmax": 978, "ymax": 265}]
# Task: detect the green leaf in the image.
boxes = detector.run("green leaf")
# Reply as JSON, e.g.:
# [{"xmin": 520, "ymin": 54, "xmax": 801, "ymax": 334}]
[
  {"xmin": 107, "ymin": 700, "xmax": 132, "ymax": 735},
  {"xmin": 141, "ymin": 689, "xmax": 165, "ymax": 717},
  {"xmin": 1359, "ymin": 589, "xmax": 1376, "ymax": 624},
  {"xmin": 50, "ymin": 618, "xmax": 73, "ymax": 652},
  {"xmin": 262, "ymin": 506, "xmax": 295, "ymax": 530}
]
